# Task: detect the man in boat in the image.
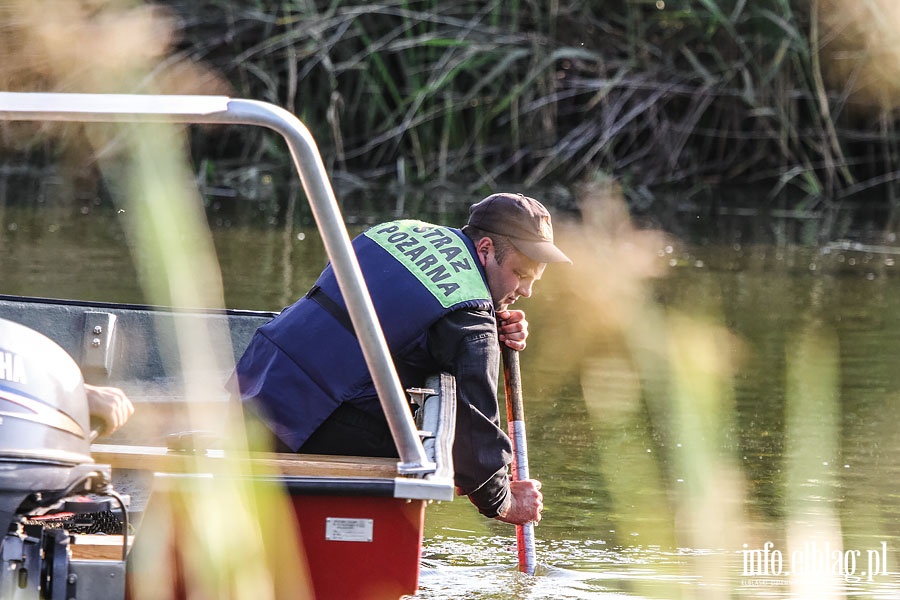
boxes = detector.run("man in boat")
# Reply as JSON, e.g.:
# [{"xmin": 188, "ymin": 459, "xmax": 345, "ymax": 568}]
[{"xmin": 232, "ymin": 193, "xmax": 571, "ymax": 525}]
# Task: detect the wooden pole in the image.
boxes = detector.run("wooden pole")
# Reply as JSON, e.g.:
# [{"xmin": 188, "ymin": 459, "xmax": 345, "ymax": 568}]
[{"xmin": 501, "ymin": 345, "xmax": 537, "ymax": 575}]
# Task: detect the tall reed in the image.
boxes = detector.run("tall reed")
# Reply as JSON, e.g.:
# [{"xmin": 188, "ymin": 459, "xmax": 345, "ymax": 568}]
[
  {"xmin": 148, "ymin": 0, "xmax": 900, "ymax": 218},
  {"xmin": 5, "ymin": 1, "xmax": 900, "ymax": 220}
]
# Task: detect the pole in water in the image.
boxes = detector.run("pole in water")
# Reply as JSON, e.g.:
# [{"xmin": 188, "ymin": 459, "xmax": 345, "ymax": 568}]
[{"xmin": 502, "ymin": 346, "xmax": 537, "ymax": 575}]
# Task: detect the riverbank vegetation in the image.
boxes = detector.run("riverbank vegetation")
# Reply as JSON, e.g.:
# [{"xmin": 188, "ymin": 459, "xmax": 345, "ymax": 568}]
[
  {"xmin": 154, "ymin": 1, "xmax": 900, "ymax": 218},
  {"xmin": 3, "ymin": 1, "xmax": 900, "ymax": 235}
]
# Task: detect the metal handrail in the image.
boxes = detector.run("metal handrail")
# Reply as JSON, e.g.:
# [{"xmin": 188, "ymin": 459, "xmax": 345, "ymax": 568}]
[{"xmin": 0, "ymin": 92, "xmax": 434, "ymax": 476}]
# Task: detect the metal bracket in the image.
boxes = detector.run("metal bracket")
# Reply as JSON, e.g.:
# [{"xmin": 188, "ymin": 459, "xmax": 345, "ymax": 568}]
[
  {"xmin": 406, "ymin": 387, "xmax": 435, "ymax": 410},
  {"xmin": 81, "ymin": 312, "xmax": 117, "ymax": 379},
  {"xmin": 398, "ymin": 388, "xmax": 439, "ymax": 475},
  {"xmin": 407, "ymin": 387, "xmax": 436, "ymax": 439}
]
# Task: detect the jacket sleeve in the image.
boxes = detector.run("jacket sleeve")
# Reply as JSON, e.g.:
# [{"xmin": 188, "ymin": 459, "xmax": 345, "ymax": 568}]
[{"xmin": 427, "ymin": 308, "xmax": 513, "ymax": 517}]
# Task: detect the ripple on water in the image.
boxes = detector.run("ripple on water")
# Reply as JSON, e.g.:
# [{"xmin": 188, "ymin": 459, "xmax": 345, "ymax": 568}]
[
  {"xmin": 413, "ymin": 535, "xmax": 900, "ymax": 599},
  {"xmin": 413, "ymin": 537, "xmax": 715, "ymax": 599}
]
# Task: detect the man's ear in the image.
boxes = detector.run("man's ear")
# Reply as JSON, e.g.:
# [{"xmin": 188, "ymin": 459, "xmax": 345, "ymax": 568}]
[{"xmin": 474, "ymin": 237, "xmax": 493, "ymax": 266}]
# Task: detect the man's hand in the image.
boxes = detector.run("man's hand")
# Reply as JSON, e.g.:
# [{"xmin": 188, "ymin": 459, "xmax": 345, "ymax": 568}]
[
  {"xmin": 496, "ymin": 478, "xmax": 543, "ymax": 525},
  {"xmin": 85, "ymin": 384, "xmax": 134, "ymax": 436},
  {"xmin": 498, "ymin": 309, "xmax": 529, "ymax": 351}
]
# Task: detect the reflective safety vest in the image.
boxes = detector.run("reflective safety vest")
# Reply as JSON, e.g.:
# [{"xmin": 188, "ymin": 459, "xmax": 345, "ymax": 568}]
[{"xmin": 233, "ymin": 220, "xmax": 494, "ymax": 451}]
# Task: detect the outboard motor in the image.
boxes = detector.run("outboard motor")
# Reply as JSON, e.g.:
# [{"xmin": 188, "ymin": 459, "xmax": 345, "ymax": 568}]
[{"xmin": 0, "ymin": 317, "xmax": 122, "ymax": 599}]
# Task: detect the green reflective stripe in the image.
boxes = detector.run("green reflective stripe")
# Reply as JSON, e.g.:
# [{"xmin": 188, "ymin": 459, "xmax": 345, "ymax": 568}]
[{"xmin": 365, "ymin": 220, "xmax": 490, "ymax": 309}]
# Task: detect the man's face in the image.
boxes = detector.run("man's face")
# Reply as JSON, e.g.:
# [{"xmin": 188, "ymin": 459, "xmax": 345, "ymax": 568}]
[{"xmin": 476, "ymin": 237, "xmax": 546, "ymax": 310}]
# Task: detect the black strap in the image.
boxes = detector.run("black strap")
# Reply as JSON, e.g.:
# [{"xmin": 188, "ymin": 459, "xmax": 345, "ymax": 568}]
[{"xmin": 306, "ymin": 286, "xmax": 356, "ymax": 336}]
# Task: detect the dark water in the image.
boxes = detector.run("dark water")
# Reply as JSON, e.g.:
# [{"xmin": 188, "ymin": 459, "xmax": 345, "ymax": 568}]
[{"xmin": 2, "ymin": 200, "xmax": 900, "ymax": 599}]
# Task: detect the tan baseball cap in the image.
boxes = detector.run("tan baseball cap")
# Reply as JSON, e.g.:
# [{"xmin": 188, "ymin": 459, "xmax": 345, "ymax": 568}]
[{"xmin": 466, "ymin": 193, "xmax": 572, "ymax": 264}]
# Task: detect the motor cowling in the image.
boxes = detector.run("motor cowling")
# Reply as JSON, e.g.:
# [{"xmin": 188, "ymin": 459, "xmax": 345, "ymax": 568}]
[
  {"xmin": 0, "ymin": 317, "xmax": 93, "ymax": 464},
  {"xmin": 0, "ymin": 316, "xmax": 98, "ymax": 538}
]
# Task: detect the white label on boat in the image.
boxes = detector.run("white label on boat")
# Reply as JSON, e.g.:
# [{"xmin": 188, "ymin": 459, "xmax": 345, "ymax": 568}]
[{"xmin": 325, "ymin": 517, "xmax": 373, "ymax": 542}]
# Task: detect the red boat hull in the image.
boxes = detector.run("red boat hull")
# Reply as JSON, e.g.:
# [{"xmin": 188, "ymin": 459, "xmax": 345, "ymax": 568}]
[{"xmin": 292, "ymin": 495, "xmax": 426, "ymax": 599}]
